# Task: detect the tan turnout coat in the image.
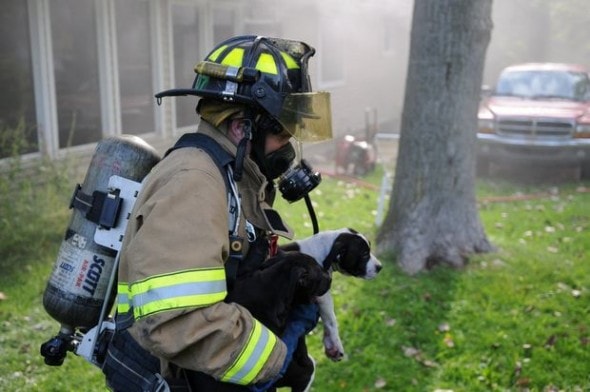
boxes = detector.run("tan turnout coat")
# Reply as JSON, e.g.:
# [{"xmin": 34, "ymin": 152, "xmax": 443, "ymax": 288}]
[{"xmin": 118, "ymin": 121, "xmax": 292, "ymax": 384}]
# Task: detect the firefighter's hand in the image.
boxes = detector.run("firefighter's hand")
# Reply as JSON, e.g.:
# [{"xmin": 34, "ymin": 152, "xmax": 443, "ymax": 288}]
[
  {"xmin": 280, "ymin": 302, "xmax": 319, "ymax": 367},
  {"xmin": 285, "ymin": 302, "xmax": 320, "ymax": 337},
  {"xmin": 249, "ymin": 303, "xmax": 319, "ymax": 391}
]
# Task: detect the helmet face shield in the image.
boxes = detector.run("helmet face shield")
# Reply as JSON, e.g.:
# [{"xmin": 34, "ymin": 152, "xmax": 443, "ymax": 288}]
[{"xmin": 278, "ymin": 92, "xmax": 332, "ymax": 141}]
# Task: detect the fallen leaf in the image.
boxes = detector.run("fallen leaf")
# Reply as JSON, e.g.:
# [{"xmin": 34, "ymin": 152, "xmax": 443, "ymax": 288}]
[
  {"xmin": 443, "ymin": 333, "xmax": 454, "ymax": 348},
  {"xmin": 421, "ymin": 359, "xmax": 439, "ymax": 368},
  {"xmin": 516, "ymin": 377, "xmax": 530, "ymax": 387},
  {"xmin": 403, "ymin": 346, "xmax": 420, "ymax": 358},
  {"xmin": 545, "ymin": 335, "xmax": 557, "ymax": 348},
  {"xmin": 492, "ymin": 259, "xmax": 505, "ymax": 267},
  {"xmin": 572, "ymin": 289, "xmax": 581, "ymax": 298},
  {"xmin": 374, "ymin": 378, "xmax": 387, "ymax": 389}
]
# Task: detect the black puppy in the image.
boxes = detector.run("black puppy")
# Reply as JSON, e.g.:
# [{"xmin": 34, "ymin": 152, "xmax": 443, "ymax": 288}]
[
  {"xmin": 228, "ymin": 252, "xmax": 332, "ymax": 333},
  {"xmin": 185, "ymin": 252, "xmax": 331, "ymax": 391}
]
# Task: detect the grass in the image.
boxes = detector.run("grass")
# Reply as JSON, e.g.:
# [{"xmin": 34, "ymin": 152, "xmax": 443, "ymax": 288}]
[{"xmin": 1, "ymin": 155, "xmax": 589, "ymax": 391}]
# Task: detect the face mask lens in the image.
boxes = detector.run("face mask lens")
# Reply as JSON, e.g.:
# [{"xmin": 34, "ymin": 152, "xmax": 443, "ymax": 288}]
[{"xmin": 263, "ymin": 142, "xmax": 296, "ymax": 180}]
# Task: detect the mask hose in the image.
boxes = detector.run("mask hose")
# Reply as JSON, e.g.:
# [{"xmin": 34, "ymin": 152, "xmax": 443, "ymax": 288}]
[{"xmin": 304, "ymin": 194, "xmax": 319, "ymax": 235}]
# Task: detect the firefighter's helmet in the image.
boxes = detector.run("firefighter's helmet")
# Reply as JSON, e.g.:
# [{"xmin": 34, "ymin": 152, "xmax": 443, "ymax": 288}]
[{"xmin": 155, "ymin": 35, "xmax": 332, "ymax": 141}]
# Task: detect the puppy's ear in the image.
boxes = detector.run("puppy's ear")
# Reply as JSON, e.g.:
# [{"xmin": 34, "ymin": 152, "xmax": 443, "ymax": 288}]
[{"xmin": 291, "ymin": 257, "xmax": 331, "ymax": 302}]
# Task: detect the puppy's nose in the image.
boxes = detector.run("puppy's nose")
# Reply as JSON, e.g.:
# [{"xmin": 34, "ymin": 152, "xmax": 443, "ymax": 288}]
[{"xmin": 376, "ymin": 264, "xmax": 383, "ymax": 273}]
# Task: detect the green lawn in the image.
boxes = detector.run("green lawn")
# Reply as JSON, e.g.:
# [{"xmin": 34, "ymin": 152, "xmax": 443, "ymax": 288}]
[{"xmin": 1, "ymin": 160, "xmax": 589, "ymax": 391}]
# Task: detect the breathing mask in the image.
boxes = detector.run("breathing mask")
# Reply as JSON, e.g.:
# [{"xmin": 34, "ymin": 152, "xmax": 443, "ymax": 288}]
[{"xmin": 278, "ymin": 159, "xmax": 322, "ymax": 203}]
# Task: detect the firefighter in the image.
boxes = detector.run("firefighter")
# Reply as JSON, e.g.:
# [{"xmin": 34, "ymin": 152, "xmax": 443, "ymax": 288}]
[{"xmin": 103, "ymin": 35, "xmax": 332, "ymax": 391}]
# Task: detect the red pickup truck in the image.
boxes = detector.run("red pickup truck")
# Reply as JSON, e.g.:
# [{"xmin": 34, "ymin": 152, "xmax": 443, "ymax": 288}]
[{"xmin": 477, "ymin": 63, "xmax": 590, "ymax": 179}]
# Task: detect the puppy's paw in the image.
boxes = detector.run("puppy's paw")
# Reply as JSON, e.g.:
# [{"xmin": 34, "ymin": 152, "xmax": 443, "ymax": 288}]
[
  {"xmin": 324, "ymin": 346, "xmax": 345, "ymax": 361},
  {"xmin": 323, "ymin": 334, "xmax": 345, "ymax": 361}
]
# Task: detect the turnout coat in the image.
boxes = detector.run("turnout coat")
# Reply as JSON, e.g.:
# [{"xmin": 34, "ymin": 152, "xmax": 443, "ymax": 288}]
[{"xmin": 117, "ymin": 120, "xmax": 293, "ymax": 386}]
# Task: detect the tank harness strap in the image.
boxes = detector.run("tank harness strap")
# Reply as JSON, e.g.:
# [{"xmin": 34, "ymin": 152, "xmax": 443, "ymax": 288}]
[
  {"xmin": 165, "ymin": 133, "xmax": 242, "ymax": 292},
  {"xmin": 70, "ymin": 185, "xmax": 122, "ymax": 229}
]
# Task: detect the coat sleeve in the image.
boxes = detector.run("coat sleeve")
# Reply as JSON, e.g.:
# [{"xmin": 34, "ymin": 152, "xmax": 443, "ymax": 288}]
[{"xmin": 122, "ymin": 152, "xmax": 286, "ymax": 385}]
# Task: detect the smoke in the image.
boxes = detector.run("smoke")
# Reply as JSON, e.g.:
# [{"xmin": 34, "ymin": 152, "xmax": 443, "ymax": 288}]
[{"xmin": 484, "ymin": 0, "xmax": 590, "ymax": 86}]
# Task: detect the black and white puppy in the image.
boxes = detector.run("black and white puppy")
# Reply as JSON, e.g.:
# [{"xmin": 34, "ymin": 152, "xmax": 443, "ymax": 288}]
[{"xmin": 280, "ymin": 228, "xmax": 382, "ymax": 361}]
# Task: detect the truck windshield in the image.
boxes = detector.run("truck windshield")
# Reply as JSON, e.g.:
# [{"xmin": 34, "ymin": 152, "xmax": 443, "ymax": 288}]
[{"xmin": 494, "ymin": 70, "xmax": 590, "ymax": 101}]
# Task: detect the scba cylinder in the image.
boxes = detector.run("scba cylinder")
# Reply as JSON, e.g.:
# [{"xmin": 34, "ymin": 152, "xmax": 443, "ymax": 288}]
[{"xmin": 43, "ymin": 135, "xmax": 160, "ymax": 330}]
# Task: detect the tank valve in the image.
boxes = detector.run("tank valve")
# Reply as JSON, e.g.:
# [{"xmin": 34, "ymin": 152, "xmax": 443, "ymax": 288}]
[{"xmin": 40, "ymin": 332, "xmax": 74, "ymax": 366}]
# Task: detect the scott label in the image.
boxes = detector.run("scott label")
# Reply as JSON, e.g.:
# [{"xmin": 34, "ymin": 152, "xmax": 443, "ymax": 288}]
[{"xmin": 49, "ymin": 235, "xmax": 115, "ymax": 300}]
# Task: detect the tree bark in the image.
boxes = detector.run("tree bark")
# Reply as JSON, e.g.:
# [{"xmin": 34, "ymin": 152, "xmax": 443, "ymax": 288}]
[{"xmin": 377, "ymin": 0, "xmax": 495, "ymax": 275}]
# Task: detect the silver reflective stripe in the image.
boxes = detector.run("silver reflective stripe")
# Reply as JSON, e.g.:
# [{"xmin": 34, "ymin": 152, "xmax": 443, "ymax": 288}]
[
  {"xmin": 132, "ymin": 280, "xmax": 227, "ymax": 309},
  {"xmin": 117, "ymin": 293, "xmax": 130, "ymax": 306},
  {"xmin": 225, "ymin": 326, "xmax": 271, "ymax": 384}
]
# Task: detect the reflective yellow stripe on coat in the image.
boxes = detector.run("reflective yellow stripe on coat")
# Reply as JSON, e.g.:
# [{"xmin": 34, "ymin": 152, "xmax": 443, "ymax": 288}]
[
  {"xmin": 130, "ymin": 268, "xmax": 227, "ymax": 319},
  {"xmin": 116, "ymin": 282, "xmax": 131, "ymax": 314},
  {"xmin": 220, "ymin": 319, "xmax": 278, "ymax": 385}
]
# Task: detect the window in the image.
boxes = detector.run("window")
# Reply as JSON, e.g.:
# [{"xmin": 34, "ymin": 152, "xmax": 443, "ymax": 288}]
[
  {"xmin": 50, "ymin": 0, "xmax": 102, "ymax": 148},
  {"xmin": 172, "ymin": 4, "xmax": 201, "ymax": 129},
  {"xmin": 0, "ymin": 0, "xmax": 38, "ymax": 158},
  {"xmin": 115, "ymin": 0, "xmax": 156, "ymax": 135}
]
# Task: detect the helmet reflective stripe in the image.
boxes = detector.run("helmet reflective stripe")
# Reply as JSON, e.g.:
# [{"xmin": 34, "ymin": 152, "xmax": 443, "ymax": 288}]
[
  {"xmin": 255, "ymin": 53, "xmax": 278, "ymax": 75},
  {"xmin": 208, "ymin": 44, "xmax": 228, "ymax": 62},
  {"xmin": 220, "ymin": 48, "xmax": 245, "ymax": 68},
  {"xmin": 221, "ymin": 319, "xmax": 278, "ymax": 385},
  {"xmin": 210, "ymin": 46, "xmax": 298, "ymax": 76},
  {"xmin": 130, "ymin": 268, "xmax": 227, "ymax": 319},
  {"xmin": 116, "ymin": 282, "xmax": 131, "ymax": 314},
  {"xmin": 280, "ymin": 52, "xmax": 300, "ymax": 70}
]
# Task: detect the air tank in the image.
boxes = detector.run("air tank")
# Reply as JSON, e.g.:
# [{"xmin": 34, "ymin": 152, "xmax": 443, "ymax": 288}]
[{"xmin": 42, "ymin": 135, "xmax": 160, "ymax": 330}]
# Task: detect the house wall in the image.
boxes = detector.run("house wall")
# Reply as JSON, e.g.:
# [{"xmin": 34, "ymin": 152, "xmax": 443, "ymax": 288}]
[{"xmin": 0, "ymin": 0, "xmax": 412, "ymax": 167}]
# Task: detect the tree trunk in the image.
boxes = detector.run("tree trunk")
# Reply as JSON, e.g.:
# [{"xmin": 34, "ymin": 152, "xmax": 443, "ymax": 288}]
[{"xmin": 377, "ymin": 0, "xmax": 495, "ymax": 275}]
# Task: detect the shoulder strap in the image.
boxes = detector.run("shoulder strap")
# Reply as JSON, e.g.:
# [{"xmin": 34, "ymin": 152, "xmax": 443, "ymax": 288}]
[
  {"xmin": 165, "ymin": 133, "xmax": 242, "ymax": 292},
  {"xmin": 165, "ymin": 133, "xmax": 234, "ymax": 170}
]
